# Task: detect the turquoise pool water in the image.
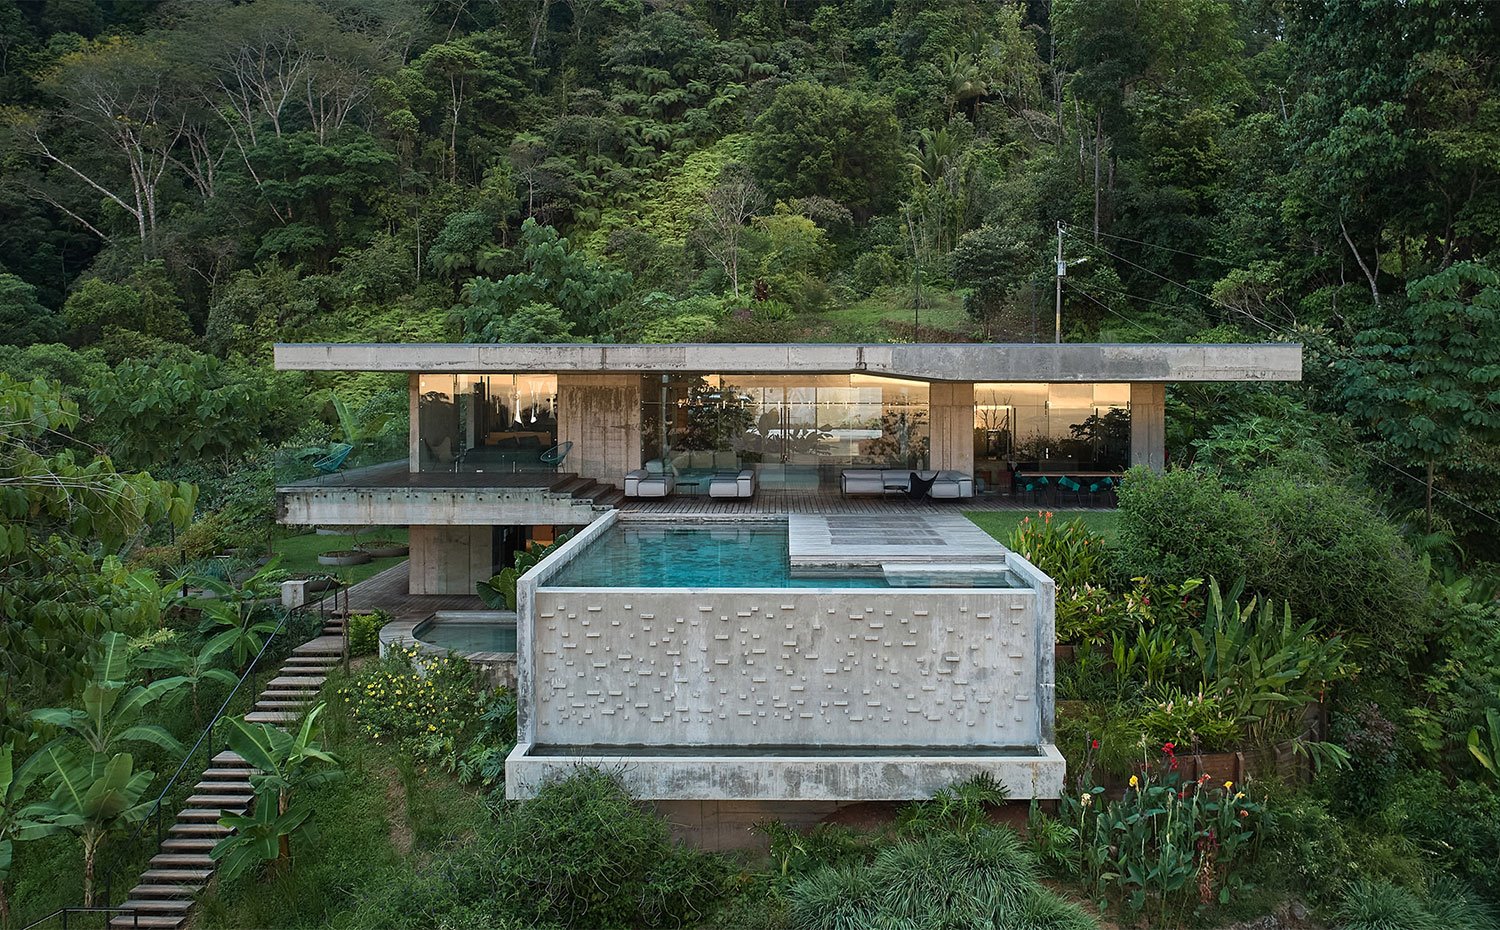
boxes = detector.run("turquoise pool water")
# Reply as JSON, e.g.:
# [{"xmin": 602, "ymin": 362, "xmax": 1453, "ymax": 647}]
[
  {"xmin": 545, "ymin": 524, "xmax": 1024, "ymax": 589},
  {"xmin": 548, "ymin": 524, "xmax": 874, "ymax": 588},
  {"xmin": 415, "ymin": 619, "xmax": 517, "ymax": 653}
]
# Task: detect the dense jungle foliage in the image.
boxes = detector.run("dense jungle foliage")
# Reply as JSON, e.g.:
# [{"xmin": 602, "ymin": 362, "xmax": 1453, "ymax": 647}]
[{"xmin": 1, "ymin": 1, "xmax": 1499, "ymax": 928}]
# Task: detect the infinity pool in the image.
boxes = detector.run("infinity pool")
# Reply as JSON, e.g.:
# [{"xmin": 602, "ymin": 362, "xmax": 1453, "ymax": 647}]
[{"xmin": 544, "ymin": 523, "xmax": 1023, "ymax": 589}]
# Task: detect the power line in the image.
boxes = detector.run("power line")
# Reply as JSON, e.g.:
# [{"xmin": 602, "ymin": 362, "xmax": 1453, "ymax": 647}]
[
  {"xmin": 1089, "ymin": 227, "xmax": 1239, "ymax": 267},
  {"xmin": 1065, "ymin": 228, "xmax": 1301, "ymax": 332},
  {"xmin": 1060, "ymin": 279, "xmax": 1169, "ymax": 341},
  {"xmin": 1058, "ymin": 230, "xmax": 1500, "ymax": 531}
]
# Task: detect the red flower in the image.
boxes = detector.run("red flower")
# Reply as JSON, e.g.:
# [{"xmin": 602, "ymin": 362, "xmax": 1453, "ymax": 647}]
[{"xmin": 1091, "ymin": 739, "xmax": 1100, "ymax": 750}]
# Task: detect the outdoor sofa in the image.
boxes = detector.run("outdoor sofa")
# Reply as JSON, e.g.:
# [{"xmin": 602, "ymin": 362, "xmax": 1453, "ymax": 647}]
[
  {"xmin": 708, "ymin": 468, "xmax": 757, "ymax": 499},
  {"xmin": 839, "ymin": 468, "xmax": 974, "ymax": 500}
]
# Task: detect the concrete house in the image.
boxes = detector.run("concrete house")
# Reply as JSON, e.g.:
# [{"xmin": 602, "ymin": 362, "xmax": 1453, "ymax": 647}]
[{"xmin": 274, "ymin": 341, "xmax": 1300, "ymax": 838}]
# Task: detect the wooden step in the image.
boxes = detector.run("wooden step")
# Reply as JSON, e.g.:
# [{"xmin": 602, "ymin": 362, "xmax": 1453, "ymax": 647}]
[
  {"xmin": 244, "ymin": 711, "xmax": 302, "ymax": 724},
  {"xmin": 175, "ymin": 809, "xmax": 228, "ymax": 823},
  {"xmin": 184, "ymin": 793, "xmax": 252, "ymax": 808},
  {"xmin": 191, "ymin": 781, "xmax": 251, "ymax": 795},
  {"xmin": 169, "ymin": 822, "xmax": 231, "ymax": 837},
  {"xmin": 139, "ymin": 869, "xmax": 210, "ymax": 883},
  {"xmin": 210, "ymin": 751, "xmax": 248, "ymax": 766},
  {"xmin": 110, "ymin": 914, "xmax": 185, "ymax": 929},
  {"xmin": 128, "ymin": 883, "xmax": 202, "ymax": 898},
  {"xmin": 293, "ymin": 638, "xmax": 344, "ymax": 656},
  {"xmin": 150, "ymin": 853, "xmax": 214, "ymax": 867},
  {"xmin": 594, "ymin": 489, "xmax": 626, "ymax": 508},
  {"xmin": 254, "ymin": 699, "xmax": 312, "ymax": 710},
  {"xmin": 119, "ymin": 897, "xmax": 194, "ymax": 912},
  {"xmin": 267, "ymin": 676, "xmax": 326, "ymax": 688},
  {"xmin": 200, "ymin": 767, "xmax": 252, "ymax": 778},
  {"xmin": 161, "ymin": 838, "xmax": 219, "ymax": 852}
]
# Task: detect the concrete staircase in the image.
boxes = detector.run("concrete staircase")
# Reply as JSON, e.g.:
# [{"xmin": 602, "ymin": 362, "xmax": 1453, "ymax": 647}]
[{"xmin": 109, "ymin": 621, "xmax": 345, "ymax": 929}]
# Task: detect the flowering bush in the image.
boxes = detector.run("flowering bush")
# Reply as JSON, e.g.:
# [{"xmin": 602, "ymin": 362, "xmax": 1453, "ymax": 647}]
[
  {"xmin": 339, "ymin": 644, "xmax": 483, "ymax": 747},
  {"xmin": 1033, "ymin": 750, "xmax": 1267, "ymax": 926}
]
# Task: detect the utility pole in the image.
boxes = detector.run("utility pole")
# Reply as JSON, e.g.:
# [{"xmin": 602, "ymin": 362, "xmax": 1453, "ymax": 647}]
[{"xmin": 1054, "ymin": 221, "xmax": 1065, "ymax": 343}]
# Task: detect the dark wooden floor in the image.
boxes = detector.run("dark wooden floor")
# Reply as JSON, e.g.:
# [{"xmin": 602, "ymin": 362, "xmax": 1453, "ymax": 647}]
[
  {"xmin": 317, "ymin": 562, "xmax": 485, "ymax": 618},
  {"xmin": 620, "ymin": 488, "xmax": 1110, "ymax": 515}
]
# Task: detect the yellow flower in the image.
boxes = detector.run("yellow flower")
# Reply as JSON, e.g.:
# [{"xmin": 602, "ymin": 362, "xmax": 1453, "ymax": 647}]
[
  {"xmin": 1234, "ymin": 792, "xmax": 1245, "ymax": 801},
  {"xmin": 1224, "ymin": 780, "xmax": 1233, "ymax": 790},
  {"xmin": 1128, "ymin": 775, "xmax": 1139, "ymax": 788}
]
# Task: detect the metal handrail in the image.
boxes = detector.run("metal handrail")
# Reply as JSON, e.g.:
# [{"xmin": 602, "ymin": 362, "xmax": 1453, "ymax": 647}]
[{"xmin": 19, "ymin": 605, "xmax": 300, "ymax": 930}]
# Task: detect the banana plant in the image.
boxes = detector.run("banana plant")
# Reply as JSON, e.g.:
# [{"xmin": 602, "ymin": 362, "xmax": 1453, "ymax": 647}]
[
  {"xmin": 134, "ymin": 637, "xmax": 238, "ymax": 724},
  {"xmin": 29, "ymin": 632, "xmax": 185, "ymax": 761},
  {"xmin": 185, "ymin": 558, "xmax": 286, "ymax": 670},
  {"xmin": 1468, "ymin": 708, "xmax": 1500, "ymax": 781},
  {"xmin": 16, "ymin": 745, "xmax": 155, "ymax": 908},
  {"xmin": 214, "ymin": 705, "xmax": 340, "ymax": 874},
  {"xmin": 211, "ymin": 798, "xmax": 315, "ymax": 881}
]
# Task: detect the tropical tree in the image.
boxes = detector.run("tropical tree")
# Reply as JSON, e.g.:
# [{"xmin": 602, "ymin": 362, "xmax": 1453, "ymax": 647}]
[
  {"xmin": 0, "ymin": 375, "xmax": 195, "ymax": 742},
  {"xmin": 1338, "ymin": 262, "xmax": 1500, "ymax": 530},
  {"xmin": 213, "ymin": 705, "xmax": 340, "ymax": 876},
  {"xmin": 693, "ymin": 162, "xmax": 763, "ymax": 298},
  {"xmin": 455, "ymin": 218, "xmax": 630, "ymax": 341},
  {"xmin": 189, "ymin": 560, "xmax": 288, "ymax": 671}
]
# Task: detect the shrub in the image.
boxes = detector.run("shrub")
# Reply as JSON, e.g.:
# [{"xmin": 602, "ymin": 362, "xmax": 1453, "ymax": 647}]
[
  {"xmin": 1132, "ymin": 690, "xmax": 1242, "ymax": 752},
  {"xmin": 1007, "ymin": 511, "xmax": 1113, "ymax": 590},
  {"xmin": 347, "ymin": 610, "xmax": 388, "ymax": 657},
  {"xmin": 1116, "ymin": 467, "xmax": 1431, "ymax": 663},
  {"xmin": 487, "ymin": 769, "xmax": 725, "ymax": 928},
  {"xmin": 1382, "ymin": 771, "xmax": 1500, "ymax": 902},
  {"xmin": 1115, "ymin": 466, "xmax": 1266, "ymax": 586}
]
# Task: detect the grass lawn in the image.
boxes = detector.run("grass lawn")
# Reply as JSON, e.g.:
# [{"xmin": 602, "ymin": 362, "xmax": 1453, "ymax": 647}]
[
  {"xmin": 814, "ymin": 287, "xmax": 972, "ymax": 336},
  {"xmin": 272, "ymin": 527, "xmax": 410, "ymax": 585},
  {"xmin": 965, "ymin": 509, "xmax": 1122, "ymax": 543}
]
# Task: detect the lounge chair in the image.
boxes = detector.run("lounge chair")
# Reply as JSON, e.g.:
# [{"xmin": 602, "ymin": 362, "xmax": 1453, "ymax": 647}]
[
  {"xmin": 540, "ymin": 441, "xmax": 572, "ymax": 471},
  {"xmin": 313, "ymin": 443, "xmax": 353, "ymax": 474},
  {"xmin": 905, "ymin": 471, "xmax": 938, "ymax": 501}
]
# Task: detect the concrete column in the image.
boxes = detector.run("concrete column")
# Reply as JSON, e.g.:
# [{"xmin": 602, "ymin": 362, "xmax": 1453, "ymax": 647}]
[
  {"xmin": 1129, "ymin": 382, "xmax": 1166, "ymax": 472},
  {"xmin": 408, "ymin": 372, "xmax": 420, "ymax": 472},
  {"xmin": 408, "ymin": 524, "xmax": 493, "ymax": 594},
  {"xmin": 556, "ymin": 374, "xmax": 642, "ymax": 483},
  {"xmin": 927, "ymin": 382, "xmax": 975, "ymax": 474}
]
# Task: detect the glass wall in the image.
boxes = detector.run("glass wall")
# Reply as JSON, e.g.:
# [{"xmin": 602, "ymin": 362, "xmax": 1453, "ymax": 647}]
[
  {"xmin": 641, "ymin": 374, "xmax": 929, "ymax": 490},
  {"xmin": 417, "ymin": 374, "xmax": 558, "ymax": 472},
  {"xmin": 973, "ymin": 383, "xmax": 1130, "ymax": 488}
]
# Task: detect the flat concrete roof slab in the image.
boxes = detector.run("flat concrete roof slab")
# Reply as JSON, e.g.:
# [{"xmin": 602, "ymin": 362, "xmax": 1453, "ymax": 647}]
[
  {"xmin": 274, "ymin": 341, "xmax": 1302, "ymax": 382},
  {"xmin": 787, "ymin": 512, "xmax": 1008, "ymax": 572}
]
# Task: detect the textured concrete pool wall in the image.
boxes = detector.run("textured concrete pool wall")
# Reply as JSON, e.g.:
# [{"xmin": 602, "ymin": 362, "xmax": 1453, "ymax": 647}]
[
  {"xmin": 507, "ymin": 512, "xmax": 1065, "ymax": 804},
  {"xmin": 529, "ymin": 586, "xmax": 1041, "ymax": 747}
]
